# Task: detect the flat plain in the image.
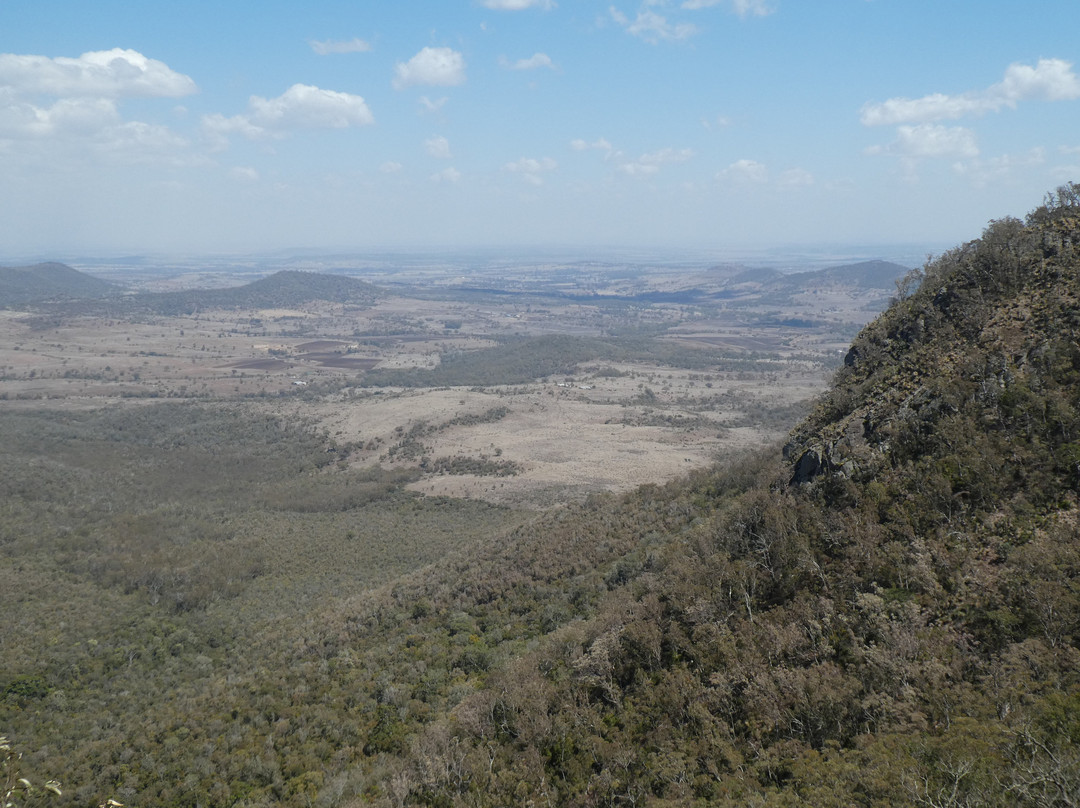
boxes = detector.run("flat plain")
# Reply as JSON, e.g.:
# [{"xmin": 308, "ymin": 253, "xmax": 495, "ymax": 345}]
[
  {"xmin": 0, "ymin": 254, "xmax": 912, "ymax": 807},
  {"xmin": 0, "ymin": 256, "xmax": 901, "ymax": 507}
]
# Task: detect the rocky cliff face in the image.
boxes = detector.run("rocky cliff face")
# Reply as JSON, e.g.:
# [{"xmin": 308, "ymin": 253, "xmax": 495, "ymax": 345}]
[
  {"xmin": 365, "ymin": 187, "xmax": 1080, "ymax": 807},
  {"xmin": 785, "ymin": 190, "xmax": 1080, "ymax": 502}
]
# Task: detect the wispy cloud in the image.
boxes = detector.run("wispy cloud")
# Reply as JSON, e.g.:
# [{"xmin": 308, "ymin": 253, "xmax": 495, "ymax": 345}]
[
  {"xmin": 778, "ymin": 167, "xmax": 814, "ymax": 188},
  {"xmin": 430, "ymin": 166, "xmax": 461, "ymax": 183},
  {"xmin": 717, "ymin": 158, "xmax": 767, "ymax": 183},
  {"xmin": 609, "ymin": 7, "xmax": 698, "ymax": 42},
  {"xmin": 952, "ymin": 148, "xmax": 1045, "ymax": 188},
  {"xmin": 571, "ymin": 137, "xmax": 615, "ymax": 157},
  {"xmin": 0, "ymin": 96, "xmax": 119, "ymax": 139},
  {"xmin": 501, "ymin": 53, "xmax": 555, "ymax": 71},
  {"xmin": 309, "ymin": 37, "xmax": 372, "ymax": 55},
  {"xmin": 419, "ymin": 95, "xmax": 448, "ymax": 113},
  {"xmin": 504, "ymin": 156, "xmax": 557, "ymax": 184},
  {"xmin": 229, "ymin": 166, "xmax": 259, "ymax": 182},
  {"xmin": 680, "ymin": 0, "xmax": 773, "ymax": 16},
  {"xmin": 700, "ymin": 114, "xmax": 733, "ymax": 131},
  {"xmin": 425, "ymin": 135, "xmax": 452, "ymax": 159},
  {"xmin": 861, "ymin": 58, "xmax": 1080, "ymax": 126},
  {"xmin": 479, "ymin": 0, "xmax": 554, "ymax": 8},
  {"xmin": 865, "ymin": 124, "xmax": 979, "ymax": 159},
  {"xmin": 618, "ymin": 147, "xmax": 693, "ymax": 176}
]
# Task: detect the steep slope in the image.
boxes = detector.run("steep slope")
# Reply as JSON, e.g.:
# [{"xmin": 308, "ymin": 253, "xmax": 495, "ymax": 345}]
[
  {"xmin": 355, "ymin": 187, "xmax": 1080, "ymax": 806},
  {"xmin": 0, "ymin": 262, "xmax": 116, "ymax": 306},
  {"xmin": 4, "ymin": 191, "xmax": 1079, "ymax": 808}
]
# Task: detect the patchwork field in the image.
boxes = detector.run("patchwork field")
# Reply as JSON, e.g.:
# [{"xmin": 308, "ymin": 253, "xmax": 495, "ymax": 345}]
[{"xmin": 0, "ymin": 276, "xmax": 850, "ymax": 507}]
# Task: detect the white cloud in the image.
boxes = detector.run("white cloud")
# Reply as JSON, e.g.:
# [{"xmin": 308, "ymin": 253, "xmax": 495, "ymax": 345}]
[
  {"xmin": 480, "ymin": 0, "xmax": 554, "ymax": 7},
  {"xmin": 505, "ymin": 156, "xmax": 557, "ymax": 184},
  {"xmin": 309, "ymin": 38, "xmax": 372, "ymax": 55},
  {"xmin": 430, "ymin": 166, "xmax": 461, "ymax": 183},
  {"xmin": 503, "ymin": 53, "xmax": 555, "ymax": 71},
  {"xmin": 0, "ymin": 94, "xmax": 193, "ymax": 166},
  {"xmin": 866, "ymin": 124, "xmax": 979, "ymax": 159},
  {"xmin": 731, "ymin": 0, "xmax": 773, "ymax": 16},
  {"xmin": 952, "ymin": 148, "xmax": 1045, "ymax": 187},
  {"xmin": 0, "ymin": 93, "xmax": 192, "ymax": 166},
  {"xmin": 505, "ymin": 156, "xmax": 558, "ymax": 172},
  {"xmin": 86, "ymin": 119, "xmax": 197, "ymax": 167},
  {"xmin": 680, "ymin": 0, "xmax": 773, "ymax": 15},
  {"xmin": 861, "ymin": 58, "xmax": 1080, "ymax": 126},
  {"xmin": 571, "ymin": 137, "xmax": 615, "ymax": 158},
  {"xmin": 425, "ymin": 135, "xmax": 452, "ymax": 158},
  {"xmin": 571, "ymin": 137, "xmax": 610, "ymax": 151},
  {"xmin": 701, "ymin": 114, "xmax": 732, "ymax": 131},
  {"xmin": 393, "ymin": 47, "xmax": 466, "ymax": 90},
  {"xmin": 201, "ymin": 84, "xmax": 373, "ymax": 148},
  {"xmin": 861, "ymin": 93, "xmax": 987, "ymax": 127},
  {"xmin": 619, "ymin": 146, "xmax": 693, "ymax": 175},
  {"xmin": 99, "ymin": 120, "xmax": 189, "ymax": 154},
  {"xmin": 419, "ymin": 95, "xmax": 448, "ymax": 113},
  {"xmin": 619, "ymin": 162, "xmax": 659, "ymax": 177},
  {"xmin": 610, "ymin": 7, "xmax": 698, "ymax": 42},
  {"xmin": 229, "ymin": 166, "xmax": 260, "ymax": 182},
  {"xmin": 778, "ymin": 168, "xmax": 814, "ymax": 187},
  {"xmin": 718, "ymin": 158, "xmax": 767, "ymax": 183},
  {"xmin": 0, "ymin": 96, "xmax": 119, "ymax": 139},
  {"xmin": 999, "ymin": 59, "xmax": 1080, "ymax": 102},
  {"xmin": 380, "ymin": 161, "xmax": 403, "ymax": 173},
  {"xmin": 202, "ymin": 112, "xmax": 263, "ymax": 147},
  {"xmin": 248, "ymin": 84, "xmax": 373, "ymax": 129},
  {"xmin": 0, "ymin": 48, "xmax": 197, "ymax": 98}
]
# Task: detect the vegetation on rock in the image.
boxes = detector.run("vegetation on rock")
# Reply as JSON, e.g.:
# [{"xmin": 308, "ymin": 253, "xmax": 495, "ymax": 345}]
[{"xmin": 3, "ymin": 186, "xmax": 1080, "ymax": 806}]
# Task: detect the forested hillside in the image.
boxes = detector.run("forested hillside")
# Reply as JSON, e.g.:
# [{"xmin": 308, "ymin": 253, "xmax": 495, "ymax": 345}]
[
  {"xmin": 347, "ymin": 186, "xmax": 1080, "ymax": 806},
  {"xmin": 3, "ymin": 187, "xmax": 1080, "ymax": 807},
  {"xmin": 0, "ymin": 263, "xmax": 115, "ymax": 306}
]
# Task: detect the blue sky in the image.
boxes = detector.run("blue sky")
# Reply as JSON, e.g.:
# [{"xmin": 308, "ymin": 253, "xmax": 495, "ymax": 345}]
[{"xmin": 2, "ymin": 0, "xmax": 1079, "ymax": 257}]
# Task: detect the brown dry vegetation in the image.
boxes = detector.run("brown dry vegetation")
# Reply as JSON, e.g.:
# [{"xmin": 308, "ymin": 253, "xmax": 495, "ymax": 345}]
[
  {"xmin": 0, "ymin": 252, "xmax": 927, "ymax": 807},
  {"xmin": 0, "ymin": 279, "xmax": 849, "ymax": 506}
]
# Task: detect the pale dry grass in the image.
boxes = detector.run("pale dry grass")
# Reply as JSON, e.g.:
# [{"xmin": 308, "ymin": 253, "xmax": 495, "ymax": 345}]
[{"xmin": 0, "ymin": 292, "xmax": 832, "ymax": 508}]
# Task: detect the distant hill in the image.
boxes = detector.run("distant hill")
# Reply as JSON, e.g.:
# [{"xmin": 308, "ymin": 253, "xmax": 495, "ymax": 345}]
[
  {"xmin": 0, "ymin": 262, "xmax": 116, "ymax": 307},
  {"xmin": 700, "ymin": 259, "xmax": 911, "ymax": 308},
  {"xmin": 54, "ymin": 269, "xmax": 383, "ymax": 315},
  {"xmin": 183, "ymin": 269, "xmax": 382, "ymax": 310},
  {"xmin": 781, "ymin": 258, "xmax": 910, "ymax": 289},
  {"xmin": 726, "ymin": 266, "xmax": 784, "ymax": 285}
]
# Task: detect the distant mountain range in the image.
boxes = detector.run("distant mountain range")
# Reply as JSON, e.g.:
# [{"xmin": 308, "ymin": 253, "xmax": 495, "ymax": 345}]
[
  {"xmin": 0, "ymin": 264, "xmax": 382, "ymax": 313},
  {"xmin": 2, "ymin": 258, "xmax": 909, "ymax": 314},
  {"xmin": 780, "ymin": 259, "xmax": 910, "ymax": 289},
  {"xmin": 126, "ymin": 269, "xmax": 382, "ymax": 314},
  {"xmin": 714, "ymin": 259, "xmax": 909, "ymax": 297},
  {"xmin": 0, "ymin": 262, "xmax": 116, "ymax": 306}
]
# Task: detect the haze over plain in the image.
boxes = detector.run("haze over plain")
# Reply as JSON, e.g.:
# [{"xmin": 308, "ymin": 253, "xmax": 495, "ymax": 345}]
[{"xmin": 1, "ymin": 0, "xmax": 1079, "ymax": 256}]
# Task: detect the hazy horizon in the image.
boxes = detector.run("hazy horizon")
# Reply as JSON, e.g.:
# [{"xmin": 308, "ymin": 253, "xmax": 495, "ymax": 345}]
[
  {"xmin": 2, "ymin": 1, "xmax": 1077, "ymax": 255},
  {"xmin": 0, "ymin": 242, "xmax": 940, "ymax": 277}
]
